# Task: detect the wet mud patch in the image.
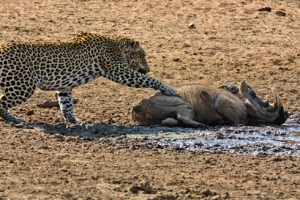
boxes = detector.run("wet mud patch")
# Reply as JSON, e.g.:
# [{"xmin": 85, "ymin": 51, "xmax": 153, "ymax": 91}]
[{"xmin": 24, "ymin": 113, "xmax": 300, "ymax": 157}]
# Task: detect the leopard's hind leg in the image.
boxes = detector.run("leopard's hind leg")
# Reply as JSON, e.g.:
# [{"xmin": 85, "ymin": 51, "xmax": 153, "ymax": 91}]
[{"xmin": 0, "ymin": 73, "xmax": 38, "ymax": 124}]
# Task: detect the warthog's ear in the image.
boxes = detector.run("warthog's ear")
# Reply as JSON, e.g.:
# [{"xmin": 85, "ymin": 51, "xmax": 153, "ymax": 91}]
[
  {"xmin": 219, "ymin": 84, "xmax": 239, "ymax": 94},
  {"xmin": 244, "ymin": 99, "xmax": 259, "ymax": 117},
  {"xmin": 239, "ymin": 81, "xmax": 247, "ymax": 95}
]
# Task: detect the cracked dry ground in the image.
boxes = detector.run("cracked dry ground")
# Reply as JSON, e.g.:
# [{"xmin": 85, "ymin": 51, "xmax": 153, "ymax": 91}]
[{"xmin": 0, "ymin": 0, "xmax": 300, "ymax": 199}]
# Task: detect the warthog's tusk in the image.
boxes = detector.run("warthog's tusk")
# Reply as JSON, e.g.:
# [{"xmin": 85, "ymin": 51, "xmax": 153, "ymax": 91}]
[{"xmin": 271, "ymin": 88, "xmax": 282, "ymax": 110}]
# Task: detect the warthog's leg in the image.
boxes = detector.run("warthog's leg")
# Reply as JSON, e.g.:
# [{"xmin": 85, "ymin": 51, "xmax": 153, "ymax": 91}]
[
  {"xmin": 161, "ymin": 113, "xmax": 205, "ymax": 128},
  {"xmin": 162, "ymin": 118, "xmax": 179, "ymax": 127},
  {"xmin": 176, "ymin": 113, "xmax": 206, "ymax": 128},
  {"xmin": 214, "ymin": 97, "xmax": 241, "ymax": 124}
]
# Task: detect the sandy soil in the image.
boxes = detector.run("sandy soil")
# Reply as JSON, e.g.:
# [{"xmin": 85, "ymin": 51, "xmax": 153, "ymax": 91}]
[{"xmin": 0, "ymin": 0, "xmax": 300, "ymax": 199}]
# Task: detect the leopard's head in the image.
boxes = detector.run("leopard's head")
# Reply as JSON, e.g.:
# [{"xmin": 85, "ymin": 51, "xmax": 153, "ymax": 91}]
[{"xmin": 124, "ymin": 40, "xmax": 150, "ymax": 74}]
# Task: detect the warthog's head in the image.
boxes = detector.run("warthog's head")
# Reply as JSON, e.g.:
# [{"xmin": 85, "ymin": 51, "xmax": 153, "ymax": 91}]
[
  {"xmin": 220, "ymin": 81, "xmax": 288, "ymax": 125},
  {"xmin": 132, "ymin": 93, "xmax": 190, "ymax": 126}
]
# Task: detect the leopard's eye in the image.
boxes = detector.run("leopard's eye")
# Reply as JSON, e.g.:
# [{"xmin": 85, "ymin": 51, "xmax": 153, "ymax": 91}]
[{"xmin": 138, "ymin": 68, "xmax": 146, "ymax": 74}]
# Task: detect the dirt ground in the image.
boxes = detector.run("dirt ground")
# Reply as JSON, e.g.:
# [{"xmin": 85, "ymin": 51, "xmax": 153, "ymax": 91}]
[{"xmin": 0, "ymin": 0, "xmax": 300, "ymax": 199}]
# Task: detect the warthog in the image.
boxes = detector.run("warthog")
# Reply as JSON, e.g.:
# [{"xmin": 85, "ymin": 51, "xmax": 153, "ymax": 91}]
[{"xmin": 132, "ymin": 81, "xmax": 288, "ymax": 127}]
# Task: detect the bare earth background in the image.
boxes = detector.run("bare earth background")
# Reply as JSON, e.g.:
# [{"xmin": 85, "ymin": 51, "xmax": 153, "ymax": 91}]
[{"xmin": 0, "ymin": 0, "xmax": 300, "ymax": 199}]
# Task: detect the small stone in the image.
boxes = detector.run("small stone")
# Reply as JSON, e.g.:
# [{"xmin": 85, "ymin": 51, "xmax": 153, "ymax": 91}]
[
  {"xmin": 111, "ymin": 179, "xmax": 122, "ymax": 184},
  {"xmin": 173, "ymin": 58, "xmax": 181, "ymax": 62},
  {"xmin": 211, "ymin": 195, "xmax": 221, "ymax": 200},
  {"xmin": 140, "ymin": 185, "xmax": 155, "ymax": 194},
  {"xmin": 129, "ymin": 145, "xmax": 136, "ymax": 150},
  {"xmin": 201, "ymin": 189, "xmax": 216, "ymax": 196},
  {"xmin": 257, "ymin": 7, "xmax": 271, "ymax": 12},
  {"xmin": 40, "ymin": 145, "xmax": 49, "ymax": 150},
  {"xmin": 222, "ymin": 192, "xmax": 230, "ymax": 198},
  {"xmin": 129, "ymin": 185, "xmax": 140, "ymax": 194},
  {"xmin": 54, "ymin": 118, "xmax": 61, "ymax": 123},
  {"xmin": 265, "ymin": 176, "xmax": 278, "ymax": 181},
  {"xmin": 26, "ymin": 110, "xmax": 34, "ymax": 116},
  {"xmin": 183, "ymin": 43, "xmax": 191, "ymax": 48},
  {"xmin": 188, "ymin": 23, "xmax": 195, "ymax": 29},
  {"xmin": 276, "ymin": 10, "xmax": 286, "ymax": 16}
]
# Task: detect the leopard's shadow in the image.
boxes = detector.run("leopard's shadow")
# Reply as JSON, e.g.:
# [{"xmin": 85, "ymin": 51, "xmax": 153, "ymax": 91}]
[{"xmin": 28, "ymin": 122, "xmax": 192, "ymax": 139}]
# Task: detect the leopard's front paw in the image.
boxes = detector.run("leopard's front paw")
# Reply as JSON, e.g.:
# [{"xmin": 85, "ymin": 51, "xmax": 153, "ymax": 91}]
[
  {"xmin": 160, "ymin": 87, "xmax": 177, "ymax": 96},
  {"xmin": 14, "ymin": 117, "xmax": 26, "ymax": 124},
  {"xmin": 66, "ymin": 118, "xmax": 82, "ymax": 124}
]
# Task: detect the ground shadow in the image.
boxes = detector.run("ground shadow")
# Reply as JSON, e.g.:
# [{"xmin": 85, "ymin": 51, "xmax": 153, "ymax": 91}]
[{"xmin": 27, "ymin": 122, "xmax": 193, "ymax": 139}]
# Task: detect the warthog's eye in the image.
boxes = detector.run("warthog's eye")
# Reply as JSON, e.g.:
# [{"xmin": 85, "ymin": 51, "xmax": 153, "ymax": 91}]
[
  {"xmin": 263, "ymin": 100, "xmax": 270, "ymax": 107},
  {"xmin": 132, "ymin": 105, "xmax": 142, "ymax": 113},
  {"xmin": 250, "ymin": 90, "xmax": 257, "ymax": 98}
]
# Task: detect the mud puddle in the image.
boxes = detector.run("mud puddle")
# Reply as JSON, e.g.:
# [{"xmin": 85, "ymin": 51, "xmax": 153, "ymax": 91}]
[
  {"xmin": 140, "ymin": 125, "xmax": 300, "ymax": 157},
  {"xmin": 22, "ymin": 113, "xmax": 300, "ymax": 156}
]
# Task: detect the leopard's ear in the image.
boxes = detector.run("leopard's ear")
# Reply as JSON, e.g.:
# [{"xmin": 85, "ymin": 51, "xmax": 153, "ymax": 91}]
[
  {"xmin": 131, "ymin": 41, "xmax": 140, "ymax": 49},
  {"xmin": 135, "ymin": 41, "xmax": 140, "ymax": 48}
]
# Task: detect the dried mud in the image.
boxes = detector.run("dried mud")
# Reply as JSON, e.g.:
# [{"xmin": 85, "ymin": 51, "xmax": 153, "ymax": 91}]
[{"xmin": 0, "ymin": 0, "xmax": 300, "ymax": 199}]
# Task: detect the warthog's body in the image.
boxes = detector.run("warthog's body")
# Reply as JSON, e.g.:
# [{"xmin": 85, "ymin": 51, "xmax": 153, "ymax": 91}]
[{"xmin": 132, "ymin": 81, "xmax": 288, "ymax": 127}]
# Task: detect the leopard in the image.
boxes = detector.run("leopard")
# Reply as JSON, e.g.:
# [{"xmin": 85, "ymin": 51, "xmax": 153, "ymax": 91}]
[{"xmin": 0, "ymin": 32, "xmax": 177, "ymax": 124}]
